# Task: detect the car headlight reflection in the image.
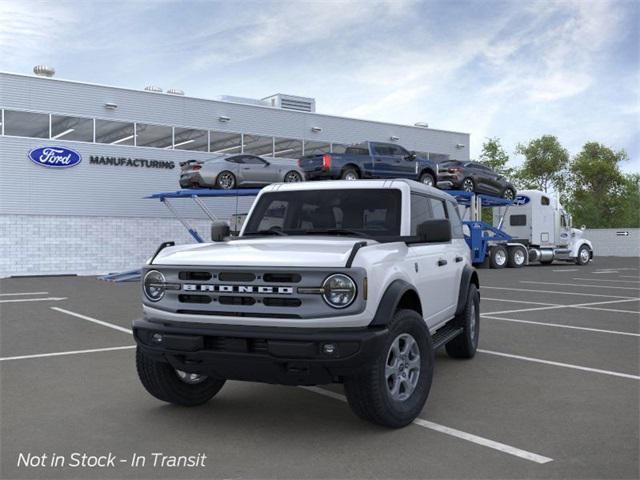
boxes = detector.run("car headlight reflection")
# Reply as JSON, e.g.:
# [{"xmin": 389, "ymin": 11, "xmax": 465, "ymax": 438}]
[
  {"xmin": 322, "ymin": 274, "xmax": 357, "ymax": 308},
  {"xmin": 143, "ymin": 270, "xmax": 166, "ymax": 302}
]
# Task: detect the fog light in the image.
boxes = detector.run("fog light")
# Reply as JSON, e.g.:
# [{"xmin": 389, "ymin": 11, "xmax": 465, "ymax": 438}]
[
  {"xmin": 152, "ymin": 333, "xmax": 163, "ymax": 344},
  {"xmin": 322, "ymin": 343, "xmax": 337, "ymax": 354}
]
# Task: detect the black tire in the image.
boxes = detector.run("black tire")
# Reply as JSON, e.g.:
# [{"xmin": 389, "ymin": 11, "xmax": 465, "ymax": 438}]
[
  {"xmin": 575, "ymin": 245, "xmax": 591, "ymax": 265},
  {"xmin": 136, "ymin": 348, "xmax": 225, "ymax": 406},
  {"xmin": 419, "ymin": 172, "xmax": 435, "ymax": 187},
  {"xmin": 489, "ymin": 245, "xmax": 508, "ymax": 269},
  {"xmin": 461, "ymin": 177, "xmax": 475, "ymax": 192},
  {"xmin": 507, "ymin": 246, "xmax": 527, "ymax": 268},
  {"xmin": 283, "ymin": 170, "xmax": 303, "ymax": 183},
  {"xmin": 216, "ymin": 171, "xmax": 236, "ymax": 189},
  {"xmin": 445, "ymin": 284, "xmax": 480, "ymax": 359},
  {"xmin": 344, "ymin": 309, "xmax": 433, "ymax": 428},
  {"xmin": 503, "ymin": 187, "xmax": 516, "ymax": 201},
  {"xmin": 341, "ymin": 167, "xmax": 359, "ymax": 180}
]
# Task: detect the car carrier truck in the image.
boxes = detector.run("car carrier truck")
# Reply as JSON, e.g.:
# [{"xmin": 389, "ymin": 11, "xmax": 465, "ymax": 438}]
[{"xmin": 492, "ymin": 190, "xmax": 593, "ymax": 266}]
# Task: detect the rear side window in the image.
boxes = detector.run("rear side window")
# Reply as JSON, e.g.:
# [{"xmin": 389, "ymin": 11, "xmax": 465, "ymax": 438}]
[
  {"xmin": 410, "ymin": 194, "xmax": 433, "ymax": 234},
  {"xmin": 447, "ymin": 201, "xmax": 464, "ymax": 238},
  {"xmin": 345, "ymin": 147, "xmax": 369, "ymax": 155},
  {"xmin": 510, "ymin": 215, "xmax": 527, "ymax": 226}
]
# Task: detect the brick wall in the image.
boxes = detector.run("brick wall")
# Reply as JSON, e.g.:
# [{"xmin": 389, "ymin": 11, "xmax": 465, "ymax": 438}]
[{"xmin": 0, "ymin": 215, "xmax": 215, "ymax": 277}]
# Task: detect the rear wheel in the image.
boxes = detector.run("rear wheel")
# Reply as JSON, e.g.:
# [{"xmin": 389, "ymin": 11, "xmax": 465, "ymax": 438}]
[
  {"xmin": 503, "ymin": 187, "xmax": 516, "ymax": 201},
  {"xmin": 216, "ymin": 171, "xmax": 236, "ymax": 189},
  {"xmin": 344, "ymin": 309, "xmax": 433, "ymax": 428},
  {"xmin": 462, "ymin": 177, "xmax": 475, "ymax": 192},
  {"xmin": 136, "ymin": 348, "xmax": 226, "ymax": 406},
  {"xmin": 419, "ymin": 172, "xmax": 435, "ymax": 187},
  {"xmin": 341, "ymin": 167, "xmax": 359, "ymax": 180},
  {"xmin": 507, "ymin": 246, "xmax": 527, "ymax": 268},
  {"xmin": 284, "ymin": 170, "xmax": 303, "ymax": 183},
  {"xmin": 576, "ymin": 245, "xmax": 591, "ymax": 265},
  {"xmin": 446, "ymin": 284, "xmax": 480, "ymax": 359},
  {"xmin": 489, "ymin": 245, "xmax": 508, "ymax": 269}
]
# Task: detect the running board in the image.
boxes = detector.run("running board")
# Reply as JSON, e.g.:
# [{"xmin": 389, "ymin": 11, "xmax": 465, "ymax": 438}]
[{"xmin": 432, "ymin": 324, "xmax": 464, "ymax": 349}]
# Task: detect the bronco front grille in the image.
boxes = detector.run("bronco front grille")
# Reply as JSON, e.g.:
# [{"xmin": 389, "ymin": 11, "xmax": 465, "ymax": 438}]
[{"xmin": 150, "ymin": 266, "xmax": 366, "ymax": 319}]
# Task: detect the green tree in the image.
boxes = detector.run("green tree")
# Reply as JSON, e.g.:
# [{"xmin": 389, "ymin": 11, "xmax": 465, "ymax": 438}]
[
  {"xmin": 515, "ymin": 135, "xmax": 569, "ymax": 192},
  {"xmin": 566, "ymin": 142, "xmax": 638, "ymax": 228},
  {"xmin": 479, "ymin": 137, "xmax": 514, "ymax": 177}
]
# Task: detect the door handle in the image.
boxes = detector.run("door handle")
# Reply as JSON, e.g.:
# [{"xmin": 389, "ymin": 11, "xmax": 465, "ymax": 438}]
[
  {"xmin": 455, "ymin": 256, "xmax": 463, "ymax": 263},
  {"xmin": 437, "ymin": 259, "xmax": 447, "ymax": 267},
  {"xmin": 242, "ymin": 167, "xmax": 251, "ymax": 170}
]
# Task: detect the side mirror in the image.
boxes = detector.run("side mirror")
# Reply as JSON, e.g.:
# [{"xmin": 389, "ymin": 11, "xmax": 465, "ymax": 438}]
[
  {"xmin": 211, "ymin": 221, "xmax": 230, "ymax": 242},
  {"xmin": 416, "ymin": 219, "xmax": 452, "ymax": 243},
  {"xmin": 581, "ymin": 225, "xmax": 586, "ymax": 231},
  {"xmin": 406, "ymin": 151, "xmax": 417, "ymax": 161}
]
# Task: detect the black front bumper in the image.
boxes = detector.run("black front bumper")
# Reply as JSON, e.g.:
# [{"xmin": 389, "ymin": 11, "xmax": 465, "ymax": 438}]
[{"xmin": 133, "ymin": 318, "xmax": 389, "ymax": 386}]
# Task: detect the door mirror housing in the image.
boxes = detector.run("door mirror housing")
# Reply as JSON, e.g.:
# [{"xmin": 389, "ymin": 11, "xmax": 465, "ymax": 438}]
[
  {"xmin": 412, "ymin": 219, "xmax": 452, "ymax": 243},
  {"xmin": 211, "ymin": 221, "xmax": 231, "ymax": 242},
  {"xmin": 406, "ymin": 151, "xmax": 417, "ymax": 161}
]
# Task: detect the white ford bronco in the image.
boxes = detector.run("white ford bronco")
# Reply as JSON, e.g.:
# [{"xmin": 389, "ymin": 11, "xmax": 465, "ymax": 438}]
[{"xmin": 134, "ymin": 179, "xmax": 480, "ymax": 427}]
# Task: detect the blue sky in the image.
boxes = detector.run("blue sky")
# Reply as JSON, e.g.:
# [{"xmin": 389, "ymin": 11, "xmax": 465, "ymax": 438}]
[{"xmin": 1, "ymin": 0, "xmax": 638, "ymax": 172}]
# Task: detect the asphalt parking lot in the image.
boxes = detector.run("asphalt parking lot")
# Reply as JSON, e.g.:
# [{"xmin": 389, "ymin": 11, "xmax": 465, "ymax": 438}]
[{"xmin": 1, "ymin": 257, "xmax": 638, "ymax": 479}]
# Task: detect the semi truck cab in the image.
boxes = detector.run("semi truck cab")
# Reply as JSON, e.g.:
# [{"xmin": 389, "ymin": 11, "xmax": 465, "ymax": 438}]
[{"xmin": 493, "ymin": 190, "xmax": 593, "ymax": 265}]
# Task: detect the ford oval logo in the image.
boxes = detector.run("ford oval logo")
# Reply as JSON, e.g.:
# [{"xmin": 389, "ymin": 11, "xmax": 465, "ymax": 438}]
[
  {"xmin": 513, "ymin": 195, "xmax": 530, "ymax": 206},
  {"xmin": 28, "ymin": 147, "xmax": 82, "ymax": 168}
]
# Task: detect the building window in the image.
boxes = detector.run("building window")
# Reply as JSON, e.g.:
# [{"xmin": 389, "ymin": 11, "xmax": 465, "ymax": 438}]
[
  {"xmin": 303, "ymin": 141, "xmax": 331, "ymax": 155},
  {"xmin": 135, "ymin": 123, "xmax": 173, "ymax": 149},
  {"xmin": 3, "ymin": 110, "xmax": 49, "ymax": 138},
  {"xmin": 210, "ymin": 131, "xmax": 242, "ymax": 154},
  {"xmin": 51, "ymin": 114, "xmax": 93, "ymax": 142},
  {"xmin": 173, "ymin": 127, "xmax": 208, "ymax": 151},
  {"xmin": 274, "ymin": 137, "xmax": 303, "ymax": 158},
  {"xmin": 95, "ymin": 119, "xmax": 135, "ymax": 145},
  {"xmin": 243, "ymin": 134, "xmax": 274, "ymax": 156}
]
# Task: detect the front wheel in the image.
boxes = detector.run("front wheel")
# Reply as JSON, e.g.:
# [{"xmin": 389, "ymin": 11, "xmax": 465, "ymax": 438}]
[
  {"xmin": 419, "ymin": 172, "xmax": 435, "ymax": 187},
  {"xmin": 576, "ymin": 245, "xmax": 591, "ymax": 265},
  {"xmin": 344, "ymin": 309, "xmax": 433, "ymax": 428},
  {"xmin": 136, "ymin": 348, "xmax": 226, "ymax": 406},
  {"xmin": 283, "ymin": 170, "xmax": 303, "ymax": 183}
]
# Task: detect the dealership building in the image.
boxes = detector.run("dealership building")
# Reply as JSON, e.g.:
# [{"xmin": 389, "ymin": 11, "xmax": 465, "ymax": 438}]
[{"xmin": 0, "ymin": 69, "xmax": 470, "ymax": 278}]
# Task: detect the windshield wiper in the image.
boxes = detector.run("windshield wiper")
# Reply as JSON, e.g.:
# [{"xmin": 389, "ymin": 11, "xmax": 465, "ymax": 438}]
[
  {"xmin": 305, "ymin": 228, "xmax": 369, "ymax": 238},
  {"xmin": 245, "ymin": 229, "xmax": 288, "ymax": 236}
]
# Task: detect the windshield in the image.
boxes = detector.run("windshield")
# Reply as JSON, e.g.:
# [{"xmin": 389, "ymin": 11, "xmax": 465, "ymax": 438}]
[{"xmin": 243, "ymin": 189, "xmax": 402, "ymax": 238}]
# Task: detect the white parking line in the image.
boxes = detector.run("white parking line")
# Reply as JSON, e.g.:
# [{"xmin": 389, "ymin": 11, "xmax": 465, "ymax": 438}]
[
  {"xmin": 620, "ymin": 275, "xmax": 640, "ymax": 279},
  {"xmin": 483, "ymin": 298, "xmax": 640, "ymax": 316},
  {"xmin": 51, "ymin": 307, "xmax": 133, "ymax": 334},
  {"xmin": 0, "ymin": 291, "xmax": 49, "ymax": 296},
  {"xmin": 520, "ymin": 281, "xmax": 640, "ymax": 291},
  {"xmin": 301, "ymin": 386, "xmax": 553, "ymax": 464},
  {"xmin": 0, "ymin": 297, "xmax": 67, "ymax": 304},
  {"xmin": 482, "ymin": 286, "xmax": 637, "ymax": 299},
  {"xmin": 482, "ymin": 315, "xmax": 640, "ymax": 337},
  {"xmin": 0, "ymin": 345, "xmax": 136, "ymax": 362},
  {"xmin": 483, "ymin": 297, "xmax": 556, "ymax": 306},
  {"xmin": 478, "ymin": 349, "xmax": 640, "ymax": 380},
  {"xmin": 573, "ymin": 278, "xmax": 640, "ymax": 284}
]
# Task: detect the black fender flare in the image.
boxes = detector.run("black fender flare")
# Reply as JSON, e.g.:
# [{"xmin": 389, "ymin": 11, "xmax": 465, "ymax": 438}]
[
  {"xmin": 456, "ymin": 265, "xmax": 479, "ymax": 315},
  {"xmin": 419, "ymin": 167, "xmax": 437, "ymax": 181},
  {"xmin": 369, "ymin": 279, "xmax": 419, "ymax": 327}
]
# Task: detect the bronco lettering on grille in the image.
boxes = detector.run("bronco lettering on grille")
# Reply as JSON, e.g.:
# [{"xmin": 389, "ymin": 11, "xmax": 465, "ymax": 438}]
[{"xmin": 182, "ymin": 284, "xmax": 293, "ymax": 295}]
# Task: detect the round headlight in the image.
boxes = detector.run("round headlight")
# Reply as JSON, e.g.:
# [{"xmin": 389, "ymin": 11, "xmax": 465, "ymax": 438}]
[
  {"xmin": 143, "ymin": 270, "xmax": 166, "ymax": 302},
  {"xmin": 322, "ymin": 274, "xmax": 357, "ymax": 309}
]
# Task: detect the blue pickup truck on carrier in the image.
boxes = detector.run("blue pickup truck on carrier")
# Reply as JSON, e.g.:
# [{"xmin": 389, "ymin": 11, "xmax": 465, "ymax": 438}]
[{"xmin": 298, "ymin": 141, "xmax": 440, "ymax": 186}]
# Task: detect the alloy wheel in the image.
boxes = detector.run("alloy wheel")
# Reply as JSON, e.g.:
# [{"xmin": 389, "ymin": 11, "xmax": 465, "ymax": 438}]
[
  {"xmin": 462, "ymin": 179, "xmax": 474, "ymax": 192},
  {"xmin": 385, "ymin": 333, "xmax": 421, "ymax": 402},
  {"xmin": 284, "ymin": 171, "xmax": 302, "ymax": 183}
]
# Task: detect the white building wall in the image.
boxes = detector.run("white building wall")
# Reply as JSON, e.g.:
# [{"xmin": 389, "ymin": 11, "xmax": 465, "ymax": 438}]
[{"xmin": 584, "ymin": 228, "xmax": 640, "ymax": 258}]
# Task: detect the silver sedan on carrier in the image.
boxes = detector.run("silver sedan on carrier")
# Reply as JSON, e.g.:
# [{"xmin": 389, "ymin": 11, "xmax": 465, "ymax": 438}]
[{"xmin": 179, "ymin": 154, "xmax": 305, "ymax": 189}]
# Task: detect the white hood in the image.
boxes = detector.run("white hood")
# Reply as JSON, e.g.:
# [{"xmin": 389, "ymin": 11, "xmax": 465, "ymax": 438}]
[{"xmin": 152, "ymin": 237, "xmax": 368, "ymax": 268}]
